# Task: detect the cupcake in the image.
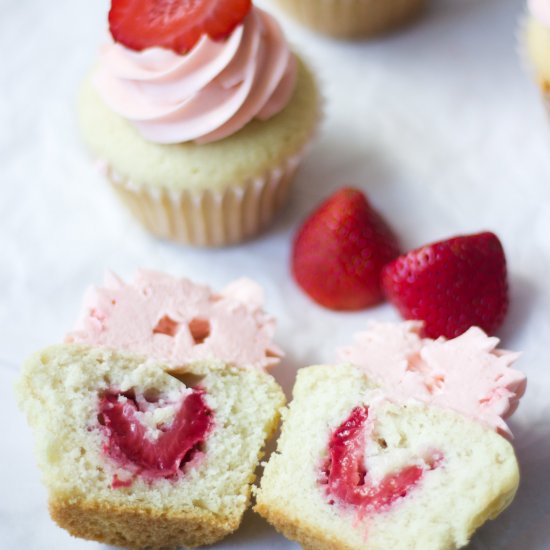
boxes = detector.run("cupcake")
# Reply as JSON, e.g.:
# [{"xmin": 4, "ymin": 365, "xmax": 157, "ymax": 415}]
[
  {"xmin": 255, "ymin": 323, "xmax": 525, "ymax": 549},
  {"xmin": 79, "ymin": 1, "xmax": 320, "ymax": 246},
  {"xmin": 525, "ymin": 0, "xmax": 550, "ymax": 115},
  {"xmin": 17, "ymin": 270, "xmax": 287, "ymax": 547},
  {"xmin": 17, "ymin": 345, "xmax": 285, "ymax": 548},
  {"xmin": 269, "ymin": 0, "xmax": 426, "ymax": 39},
  {"xmin": 255, "ymin": 365, "xmax": 519, "ymax": 550}
]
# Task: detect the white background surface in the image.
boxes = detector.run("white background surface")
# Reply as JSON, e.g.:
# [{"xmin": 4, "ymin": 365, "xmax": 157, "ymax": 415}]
[{"xmin": 2, "ymin": 0, "xmax": 550, "ymax": 548}]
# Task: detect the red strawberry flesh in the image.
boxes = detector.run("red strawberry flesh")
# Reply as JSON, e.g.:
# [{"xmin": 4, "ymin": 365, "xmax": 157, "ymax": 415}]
[
  {"xmin": 292, "ymin": 188, "xmax": 400, "ymax": 311},
  {"xmin": 99, "ymin": 388, "xmax": 213, "ymax": 482},
  {"xmin": 322, "ymin": 406, "xmax": 440, "ymax": 512},
  {"xmin": 381, "ymin": 232, "xmax": 509, "ymax": 339},
  {"xmin": 109, "ymin": 0, "xmax": 252, "ymax": 53}
]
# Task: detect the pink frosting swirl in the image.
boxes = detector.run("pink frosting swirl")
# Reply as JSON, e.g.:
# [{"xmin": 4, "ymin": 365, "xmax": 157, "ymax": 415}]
[
  {"xmin": 529, "ymin": 0, "xmax": 550, "ymax": 28},
  {"xmin": 93, "ymin": 7, "xmax": 297, "ymax": 144}
]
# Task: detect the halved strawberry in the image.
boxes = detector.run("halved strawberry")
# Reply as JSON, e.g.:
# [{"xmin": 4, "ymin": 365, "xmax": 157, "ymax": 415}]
[
  {"xmin": 381, "ymin": 232, "xmax": 509, "ymax": 339},
  {"xmin": 109, "ymin": 0, "xmax": 252, "ymax": 53},
  {"xmin": 292, "ymin": 188, "xmax": 400, "ymax": 311},
  {"xmin": 100, "ymin": 389, "xmax": 213, "ymax": 479},
  {"xmin": 324, "ymin": 406, "xmax": 436, "ymax": 511}
]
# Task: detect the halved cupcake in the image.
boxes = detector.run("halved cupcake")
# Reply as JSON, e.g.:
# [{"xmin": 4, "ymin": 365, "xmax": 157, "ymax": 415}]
[
  {"xmin": 255, "ymin": 364, "xmax": 519, "ymax": 550},
  {"xmin": 18, "ymin": 344, "xmax": 284, "ymax": 549},
  {"xmin": 18, "ymin": 270, "xmax": 286, "ymax": 547}
]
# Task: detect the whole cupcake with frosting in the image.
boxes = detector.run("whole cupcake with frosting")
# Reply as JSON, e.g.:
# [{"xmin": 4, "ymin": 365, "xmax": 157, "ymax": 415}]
[
  {"xmin": 79, "ymin": 0, "xmax": 319, "ymax": 246},
  {"xmin": 269, "ymin": 0, "xmax": 426, "ymax": 39},
  {"xmin": 525, "ymin": 0, "xmax": 550, "ymax": 114}
]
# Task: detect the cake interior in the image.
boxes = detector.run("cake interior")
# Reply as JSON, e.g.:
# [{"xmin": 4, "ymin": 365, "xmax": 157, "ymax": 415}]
[
  {"xmin": 255, "ymin": 364, "xmax": 519, "ymax": 550},
  {"xmin": 18, "ymin": 344, "xmax": 285, "ymax": 549}
]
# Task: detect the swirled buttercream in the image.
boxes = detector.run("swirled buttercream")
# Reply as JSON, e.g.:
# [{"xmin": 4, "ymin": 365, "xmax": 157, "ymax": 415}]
[
  {"xmin": 338, "ymin": 322, "xmax": 526, "ymax": 438},
  {"xmin": 93, "ymin": 7, "xmax": 297, "ymax": 144},
  {"xmin": 530, "ymin": 0, "xmax": 550, "ymax": 28},
  {"xmin": 65, "ymin": 270, "xmax": 282, "ymax": 370}
]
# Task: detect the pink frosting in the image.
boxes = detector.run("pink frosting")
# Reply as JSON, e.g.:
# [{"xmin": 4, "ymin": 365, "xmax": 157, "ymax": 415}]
[
  {"xmin": 66, "ymin": 270, "xmax": 282, "ymax": 370},
  {"xmin": 337, "ymin": 322, "xmax": 526, "ymax": 438},
  {"xmin": 93, "ymin": 7, "xmax": 297, "ymax": 144},
  {"xmin": 529, "ymin": 0, "xmax": 550, "ymax": 28}
]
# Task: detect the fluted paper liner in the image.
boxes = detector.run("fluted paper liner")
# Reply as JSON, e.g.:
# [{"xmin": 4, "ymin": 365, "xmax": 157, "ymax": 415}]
[
  {"xmin": 517, "ymin": 13, "xmax": 550, "ymax": 124},
  {"xmin": 274, "ymin": 0, "xmax": 426, "ymax": 38},
  {"xmin": 105, "ymin": 153, "xmax": 303, "ymax": 247}
]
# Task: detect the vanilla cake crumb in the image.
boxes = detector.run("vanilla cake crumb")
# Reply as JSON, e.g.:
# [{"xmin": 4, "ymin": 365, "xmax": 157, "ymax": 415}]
[
  {"xmin": 255, "ymin": 364, "xmax": 519, "ymax": 550},
  {"xmin": 17, "ymin": 344, "xmax": 285, "ymax": 549}
]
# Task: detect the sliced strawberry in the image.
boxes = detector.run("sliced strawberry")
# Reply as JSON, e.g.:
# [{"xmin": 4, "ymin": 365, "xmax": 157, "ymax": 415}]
[
  {"xmin": 325, "ymin": 406, "xmax": 369, "ymax": 505},
  {"xmin": 99, "ymin": 389, "xmax": 213, "ymax": 480},
  {"xmin": 109, "ymin": 0, "xmax": 252, "ymax": 54},
  {"xmin": 292, "ymin": 188, "xmax": 400, "ymax": 311},
  {"xmin": 381, "ymin": 232, "xmax": 509, "ymax": 339},
  {"xmin": 324, "ymin": 406, "xmax": 436, "ymax": 512}
]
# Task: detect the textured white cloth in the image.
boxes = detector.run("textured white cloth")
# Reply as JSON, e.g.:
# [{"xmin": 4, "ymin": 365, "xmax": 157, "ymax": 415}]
[{"xmin": 1, "ymin": 0, "xmax": 549, "ymax": 548}]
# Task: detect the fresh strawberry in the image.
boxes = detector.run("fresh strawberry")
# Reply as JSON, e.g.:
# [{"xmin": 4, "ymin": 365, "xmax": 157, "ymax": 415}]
[
  {"xmin": 381, "ymin": 232, "xmax": 509, "ymax": 339},
  {"xmin": 109, "ymin": 0, "xmax": 252, "ymax": 54},
  {"xmin": 292, "ymin": 188, "xmax": 400, "ymax": 310}
]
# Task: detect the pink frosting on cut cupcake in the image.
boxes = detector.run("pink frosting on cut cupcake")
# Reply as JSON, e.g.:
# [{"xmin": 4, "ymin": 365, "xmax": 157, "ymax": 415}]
[
  {"xmin": 66, "ymin": 270, "xmax": 282, "ymax": 370},
  {"xmin": 94, "ymin": 7, "xmax": 297, "ymax": 144},
  {"xmin": 337, "ymin": 322, "xmax": 526, "ymax": 438}
]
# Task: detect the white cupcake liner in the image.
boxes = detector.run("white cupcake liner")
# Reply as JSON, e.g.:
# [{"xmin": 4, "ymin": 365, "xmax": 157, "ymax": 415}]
[
  {"xmin": 274, "ymin": 0, "xmax": 426, "ymax": 38},
  {"xmin": 518, "ymin": 13, "xmax": 535, "ymax": 80},
  {"xmin": 103, "ymin": 151, "xmax": 305, "ymax": 247},
  {"xmin": 517, "ymin": 13, "xmax": 550, "ymax": 119},
  {"xmin": 541, "ymin": 87, "xmax": 550, "ymax": 119}
]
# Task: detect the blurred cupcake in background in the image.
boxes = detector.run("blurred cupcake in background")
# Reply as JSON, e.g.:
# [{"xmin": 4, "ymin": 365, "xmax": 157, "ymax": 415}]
[
  {"xmin": 269, "ymin": 0, "xmax": 426, "ymax": 39},
  {"xmin": 79, "ymin": 1, "xmax": 320, "ymax": 247},
  {"xmin": 525, "ymin": 0, "xmax": 550, "ymax": 115}
]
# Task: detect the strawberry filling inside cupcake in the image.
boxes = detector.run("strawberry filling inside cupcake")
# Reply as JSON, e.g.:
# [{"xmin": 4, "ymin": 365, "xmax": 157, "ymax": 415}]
[
  {"xmin": 321, "ymin": 406, "xmax": 442, "ymax": 513},
  {"xmin": 99, "ymin": 387, "xmax": 213, "ymax": 486}
]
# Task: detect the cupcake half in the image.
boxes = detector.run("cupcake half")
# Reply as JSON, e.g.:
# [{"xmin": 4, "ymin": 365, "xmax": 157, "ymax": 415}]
[
  {"xmin": 269, "ymin": 0, "xmax": 426, "ymax": 39},
  {"xmin": 255, "ymin": 365, "xmax": 519, "ymax": 550},
  {"xmin": 525, "ymin": 0, "xmax": 550, "ymax": 117},
  {"xmin": 18, "ymin": 270, "xmax": 286, "ymax": 547},
  {"xmin": 18, "ymin": 345, "xmax": 285, "ymax": 549},
  {"xmin": 79, "ymin": 2, "xmax": 320, "ymax": 246},
  {"xmin": 256, "ymin": 323, "xmax": 525, "ymax": 549}
]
